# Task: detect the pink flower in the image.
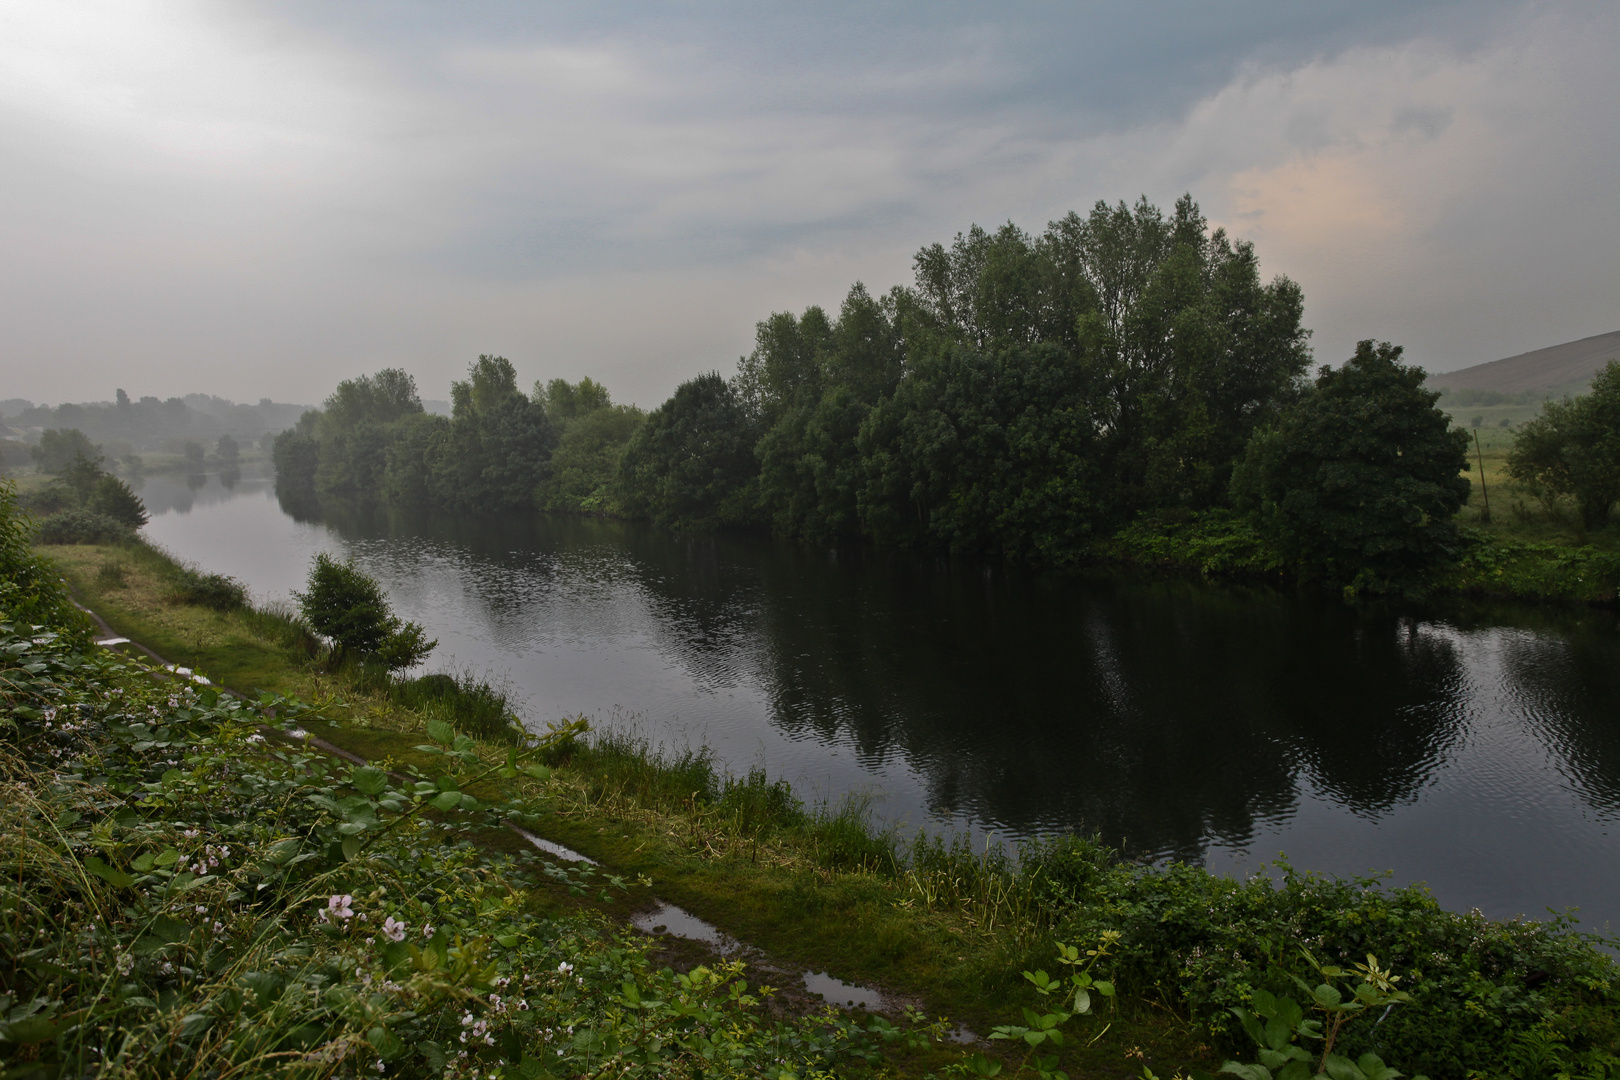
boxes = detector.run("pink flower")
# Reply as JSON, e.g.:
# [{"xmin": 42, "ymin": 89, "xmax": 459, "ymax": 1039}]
[
  {"xmin": 326, "ymin": 894, "xmax": 354, "ymax": 920},
  {"xmin": 382, "ymin": 916, "xmax": 407, "ymax": 943},
  {"xmin": 422, "ymin": 923, "xmax": 435, "ymax": 939}
]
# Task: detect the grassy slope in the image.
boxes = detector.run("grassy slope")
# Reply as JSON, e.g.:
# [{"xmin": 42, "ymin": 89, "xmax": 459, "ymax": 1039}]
[{"xmin": 45, "ymin": 539, "xmax": 1211, "ymax": 1079}]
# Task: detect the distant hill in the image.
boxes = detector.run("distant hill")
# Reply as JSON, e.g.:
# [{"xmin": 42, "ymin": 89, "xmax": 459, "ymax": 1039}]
[{"xmin": 1426, "ymin": 331, "xmax": 1620, "ymax": 395}]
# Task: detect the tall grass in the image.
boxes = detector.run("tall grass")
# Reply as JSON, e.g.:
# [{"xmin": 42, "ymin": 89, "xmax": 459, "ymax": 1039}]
[
  {"xmin": 384, "ymin": 666, "xmax": 528, "ymax": 743},
  {"xmin": 238, "ymin": 598, "xmax": 320, "ymax": 655}
]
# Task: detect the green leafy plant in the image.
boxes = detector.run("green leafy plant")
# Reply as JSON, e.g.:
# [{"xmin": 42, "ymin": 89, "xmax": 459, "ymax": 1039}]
[
  {"xmin": 967, "ymin": 933, "xmax": 1119, "ymax": 1080},
  {"xmin": 1221, "ymin": 954, "xmax": 1425, "ymax": 1080}
]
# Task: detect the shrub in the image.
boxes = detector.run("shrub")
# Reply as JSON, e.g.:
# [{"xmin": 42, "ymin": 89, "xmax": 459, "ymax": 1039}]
[
  {"xmin": 295, "ymin": 552, "xmax": 436, "ymax": 671},
  {"xmin": 18, "ymin": 484, "xmax": 73, "ymax": 514},
  {"xmin": 1051, "ymin": 856, "xmax": 1619, "ymax": 1078},
  {"xmin": 167, "ymin": 564, "xmax": 248, "ymax": 609},
  {"xmin": 34, "ymin": 509, "xmax": 137, "ymax": 546}
]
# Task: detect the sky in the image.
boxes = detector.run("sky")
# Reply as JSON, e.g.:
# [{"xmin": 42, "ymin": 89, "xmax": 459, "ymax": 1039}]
[{"xmin": 1, "ymin": 1, "xmax": 1615, "ymax": 409}]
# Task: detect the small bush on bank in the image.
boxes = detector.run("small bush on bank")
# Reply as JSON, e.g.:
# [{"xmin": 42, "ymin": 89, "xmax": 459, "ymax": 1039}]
[
  {"xmin": 166, "ymin": 563, "xmax": 248, "ymax": 609},
  {"xmin": 296, "ymin": 552, "xmax": 436, "ymax": 672},
  {"xmin": 34, "ymin": 508, "xmax": 137, "ymax": 545},
  {"xmin": 94, "ymin": 558, "xmax": 129, "ymax": 588}
]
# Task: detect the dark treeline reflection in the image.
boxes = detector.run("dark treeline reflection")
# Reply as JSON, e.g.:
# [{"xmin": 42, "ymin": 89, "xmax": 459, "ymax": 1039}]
[{"xmin": 283, "ymin": 492, "xmax": 1620, "ymax": 860}]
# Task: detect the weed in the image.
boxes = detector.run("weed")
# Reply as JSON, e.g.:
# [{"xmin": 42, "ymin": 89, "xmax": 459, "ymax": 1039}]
[{"xmin": 94, "ymin": 558, "xmax": 129, "ymax": 588}]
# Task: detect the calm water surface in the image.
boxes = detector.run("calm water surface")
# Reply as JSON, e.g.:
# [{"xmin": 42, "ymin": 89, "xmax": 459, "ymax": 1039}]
[{"xmin": 139, "ymin": 468, "xmax": 1620, "ymax": 934}]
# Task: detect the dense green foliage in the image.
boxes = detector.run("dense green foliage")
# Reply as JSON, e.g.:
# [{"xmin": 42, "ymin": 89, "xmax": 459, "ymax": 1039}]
[
  {"xmin": 532, "ymin": 378, "xmax": 645, "ymax": 514},
  {"xmin": 24, "ymin": 448, "xmax": 151, "ymax": 545},
  {"xmin": 29, "ymin": 429, "xmax": 102, "ymax": 474},
  {"xmin": 1025, "ymin": 840, "xmax": 1619, "ymax": 1079},
  {"xmin": 34, "ymin": 509, "xmax": 139, "ymax": 546},
  {"xmin": 1231, "ymin": 341, "xmax": 1472, "ymax": 595},
  {"xmin": 618, "ymin": 195, "xmax": 1314, "ymax": 551},
  {"xmin": 167, "ymin": 563, "xmax": 250, "ymax": 611},
  {"xmin": 264, "ymin": 194, "xmax": 1620, "ymax": 597},
  {"xmin": 48, "ymin": 453, "xmax": 149, "ymax": 530},
  {"xmin": 618, "ymin": 372, "xmax": 759, "ymax": 528},
  {"xmin": 274, "ymin": 363, "xmax": 642, "ymax": 518},
  {"xmin": 0, "ymin": 478, "xmax": 90, "ymax": 633},
  {"xmin": 295, "ymin": 553, "xmax": 437, "ymax": 672},
  {"xmin": 0, "ymin": 627, "xmax": 920, "ymax": 1077},
  {"xmin": 1507, "ymin": 361, "xmax": 1620, "ymax": 528}
]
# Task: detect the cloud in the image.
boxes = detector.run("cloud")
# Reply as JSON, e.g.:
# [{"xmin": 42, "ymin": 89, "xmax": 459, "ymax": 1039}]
[{"xmin": 0, "ymin": 0, "xmax": 1612, "ymax": 407}]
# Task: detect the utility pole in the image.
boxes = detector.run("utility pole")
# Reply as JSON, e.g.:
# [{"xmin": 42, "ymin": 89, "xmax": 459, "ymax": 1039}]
[{"xmin": 1474, "ymin": 428, "xmax": 1491, "ymax": 524}]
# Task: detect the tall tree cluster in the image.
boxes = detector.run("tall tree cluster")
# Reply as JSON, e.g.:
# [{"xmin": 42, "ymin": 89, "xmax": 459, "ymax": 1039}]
[
  {"xmin": 619, "ymin": 195, "xmax": 1316, "ymax": 558},
  {"xmin": 274, "ymin": 358, "xmax": 641, "ymax": 515},
  {"xmin": 274, "ymin": 193, "xmax": 1474, "ymax": 590}
]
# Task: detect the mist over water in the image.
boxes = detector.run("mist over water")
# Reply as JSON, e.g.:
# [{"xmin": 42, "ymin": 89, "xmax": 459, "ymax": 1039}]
[{"xmin": 140, "ymin": 466, "xmax": 1620, "ymax": 935}]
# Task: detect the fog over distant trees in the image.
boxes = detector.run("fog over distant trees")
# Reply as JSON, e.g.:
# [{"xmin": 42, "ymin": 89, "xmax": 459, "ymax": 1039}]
[{"xmin": 1, "ymin": 392, "xmax": 308, "ymax": 460}]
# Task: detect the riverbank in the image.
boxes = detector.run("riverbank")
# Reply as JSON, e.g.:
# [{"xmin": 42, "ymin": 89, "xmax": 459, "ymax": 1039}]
[
  {"xmin": 26, "ymin": 530, "xmax": 1620, "ymax": 1078},
  {"xmin": 36, "ymin": 537, "xmax": 1209, "ymax": 1077},
  {"xmin": 1101, "ymin": 508, "xmax": 1620, "ymax": 604},
  {"xmin": 6, "ymin": 578, "xmax": 947, "ymax": 1076}
]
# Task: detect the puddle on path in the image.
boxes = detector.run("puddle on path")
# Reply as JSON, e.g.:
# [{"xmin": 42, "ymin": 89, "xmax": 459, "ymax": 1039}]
[
  {"xmin": 628, "ymin": 901, "xmax": 897, "ymax": 1015},
  {"xmin": 509, "ymin": 826, "xmax": 598, "ymax": 865},
  {"xmin": 802, "ymin": 970, "xmax": 885, "ymax": 1011},
  {"xmin": 630, "ymin": 900, "xmax": 743, "ymax": 955}
]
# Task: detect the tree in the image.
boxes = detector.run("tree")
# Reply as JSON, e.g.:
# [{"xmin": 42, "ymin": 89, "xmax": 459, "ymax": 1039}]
[
  {"xmin": 1231, "ymin": 340, "xmax": 1471, "ymax": 594},
  {"xmin": 536, "ymin": 402, "xmax": 645, "ymax": 513},
  {"xmin": 88, "ymin": 473, "xmax": 149, "ymax": 529},
  {"xmin": 215, "ymin": 434, "xmax": 240, "ymax": 464},
  {"xmin": 425, "ymin": 356, "xmax": 556, "ymax": 512},
  {"xmin": 753, "ymin": 284, "xmax": 907, "ymax": 543},
  {"xmin": 313, "ymin": 369, "xmax": 425, "ymax": 499},
  {"xmin": 1506, "ymin": 361, "xmax": 1620, "ymax": 528},
  {"xmin": 272, "ymin": 411, "xmax": 321, "ymax": 499},
  {"xmin": 617, "ymin": 372, "xmax": 760, "ymax": 528},
  {"xmin": 535, "ymin": 376, "xmax": 612, "ymax": 420},
  {"xmin": 31, "ymin": 429, "xmax": 100, "ymax": 474},
  {"xmin": 856, "ymin": 341, "xmax": 1108, "ymax": 559},
  {"xmin": 294, "ymin": 553, "xmax": 436, "ymax": 671}
]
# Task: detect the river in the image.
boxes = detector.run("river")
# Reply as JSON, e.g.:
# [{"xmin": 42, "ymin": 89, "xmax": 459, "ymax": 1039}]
[{"xmin": 137, "ymin": 466, "xmax": 1620, "ymax": 935}]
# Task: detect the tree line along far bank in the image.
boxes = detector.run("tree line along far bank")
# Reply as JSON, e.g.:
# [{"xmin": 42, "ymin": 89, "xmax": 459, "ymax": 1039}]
[{"xmin": 272, "ymin": 194, "xmax": 1619, "ymax": 597}]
